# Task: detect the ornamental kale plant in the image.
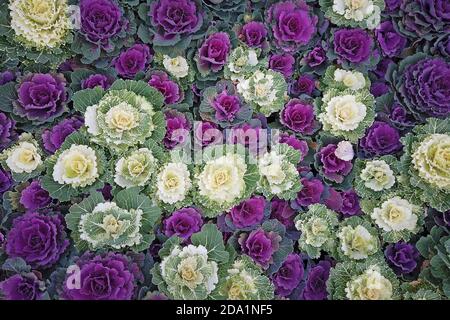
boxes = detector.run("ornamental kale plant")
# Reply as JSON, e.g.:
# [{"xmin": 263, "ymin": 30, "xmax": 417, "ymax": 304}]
[{"xmin": 0, "ymin": 0, "xmax": 448, "ymax": 301}]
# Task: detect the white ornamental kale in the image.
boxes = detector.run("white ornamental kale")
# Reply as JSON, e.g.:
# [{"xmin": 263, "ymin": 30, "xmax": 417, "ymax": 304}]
[
  {"xmin": 159, "ymin": 245, "xmax": 219, "ymax": 300},
  {"xmin": 9, "ymin": 0, "xmax": 71, "ymax": 49},
  {"xmin": 155, "ymin": 162, "xmax": 192, "ymax": 205},
  {"xmin": 41, "ymin": 132, "xmax": 107, "ymax": 202},
  {"xmin": 333, "ymin": 0, "xmax": 375, "ymax": 22},
  {"xmin": 216, "ymin": 256, "xmax": 274, "ymax": 300},
  {"xmin": 363, "ymin": 194, "xmax": 425, "ymax": 243},
  {"xmin": 195, "ymin": 145, "xmax": 259, "ymax": 217},
  {"xmin": 337, "ymin": 217, "xmax": 379, "ymax": 260},
  {"xmin": 237, "ymin": 69, "xmax": 287, "ymax": 117},
  {"xmin": 345, "ymin": 265, "xmax": 393, "ymax": 300},
  {"xmin": 411, "ymin": 133, "xmax": 450, "ymax": 190},
  {"xmin": 321, "ymin": 93, "xmax": 366, "ymax": 132},
  {"xmin": 74, "ymin": 80, "xmax": 165, "ymax": 153},
  {"xmin": 2, "ymin": 133, "xmax": 42, "ymax": 175},
  {"xmin": 257, "ymin": 144, "xmax": 302, "ymax": 200},
  {"xmin": 371, "ymin": 196, "xmax": 418, "ymax": 233},
  {"xmin": 354, "ymin": 155, "xmax": 398, "ymax": 200},
  {"xmin": 321, "ymin": 66, "xmax": 371, "ymax": 93},
  {"xmin": 163, "ymin": 55, "xmax": 189, "ymax": 79},
  {"xmin": 333, "ymin": 68, "xmax": 366, "ymax": 91},
  {"xmin": 52, "ymin": 144, "xmax": 99, "ymax": 188},
  {"xmin": 359, "ymin": 186, "xmax": 426, "ymax": 243},
  {"xmin": 317, "ymin": 88, "xmax": 375, "ymax": 142},
  {"xmin": 400, "ymin": 118, "xmax": 450, "ymax": 212},
  {"xmin": 79, "ymin": 202, "xmax": 143, "ymax": 250},
  {"xmin": 114, "ymin": 148, "xmax": 157, "ymax": 188},
  {"xmin": 198, "ymin": 153, "xmax": 246, "ymax": 203},
  {"xmin": 294, "ymin": 204, "xmax": 339, "ymax": 259},
  {"xmin": 319, "ymin": 0, "xmax": 384, "ymax": 30},
  {"xmin": 328, "ymin": 258, "xmax": 399, "ymax": 300},
  {"xmin": 152, "ymin": 224, "xmax": 229, "ymax": 300},
  {"xmin": 66, "ymin": 188, "xmax": 161, "ymax": 252},
  {"xmin": 224, "ymin": 46, "xmax": 265, "ymax": 81},
  {"xmin": 360, "ymin": 160, "xmax": 395, "ymax": 192},
  {"xmin": 85, "ymin": 89, "xmax": 156, "ymax": 151},
  {"xmin": 4, "ymin": 141, "xmax": 40, "ymax": 174}
]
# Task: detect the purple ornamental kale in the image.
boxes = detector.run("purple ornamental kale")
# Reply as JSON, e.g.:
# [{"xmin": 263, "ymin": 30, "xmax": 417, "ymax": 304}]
[
  {"xmin": 212, "ymin": 90, "xmax": 241, "ymax": 122},
  {"xmin": 163, "ymin": 207, "xmax": 203, "ymax": 240},
  {"xmin": 317, "ymin": 144, "xmax": 353, "ymax": 183},
  {"xmin": 15, "ymin": 73, "xmax": 68, "ymax": 123},
  {"xmin": 281, "ymin": 99, "xmax": 316, "ymax": 135},
  {"xmin": 5, "ymin": 212, "xmax": 69, "ymax": 269},
  {"xmin": 385, "ymin": 242, "xmax": 420, "ymax": 275},
  {"xmin": 272, "ymin": 253, "xmax": 304, "ymax": 297},
  {"xmin": 303, "ymin": 260, "xmax": 331, "ymax": 300},
  {"xmin": 239, "ymin": 21, "xmax": 268, "ymax": 48},
  {"xmin": 333, "ymin": 28, "xmax": 373, "ymax": 64},
  {"xmin": 148, "ymin": 71, "xmax": 183, "ymax": 105},
  {"xmin": 163, "ymin": 109, "xmax": 191, "ymax": 150},
  {"xmin": 197, "ymin": 32, "xmax": 231, "ymax": 73},
  {"xmin": 296, "ymin": 178, "xmax": 324, "ymax": 207},
  {"xmin": 359, "ymin": 121, "xmax": 402, "ymax": 157},
  {"xmin": 0, "ymin": 274, "xmax": 44, "ymax": 300},
  {"xmin": 114, "ymin": 44, "xmax": 152, "ymax": 79},
  {"xmin": 149, "ymin": 0, "xmax": 203, "ymax": 43},
  {"xmin": 63, "ymin": 252, "xmax": 141, "ymax": 300},
  {"xmin": 80, "ymin": 0, "xmax": 127, "ymax": 48},
  {"xmin": 42, "ymin": 116, "xmax": 84, "ymax": 154},
  {"xmin": 239, "ymin": 228, "xmax": 281, "ymax": 269},
  {"xmin": 19, "ymin": 181, "xmax": 52, "ymax": 211},
  {"xmin": 228, "ymin": 196, "xmax": 266, "ymax": 229},
  {"xmin": 267, "ymin": 1, "xmax": 317, "ymax": 52}
]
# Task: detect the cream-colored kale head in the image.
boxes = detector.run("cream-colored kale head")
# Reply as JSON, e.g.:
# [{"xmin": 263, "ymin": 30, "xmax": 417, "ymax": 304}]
[
  {"xmin": 197, "ymin": 153, "xmax": 246, "ymax": 205},
  {"xmin": 52, "ymin": 144, "xmax": 99, "ymax": 188},
  {"xmin": 298, "ymin": 216, "xmax": 331, "ymax": 248},
  {"xmin": 360, "ymin": 160, "xmax": 395, "ymax": 191},
  {"xmin": 412, "ymin": 133, "xmax": 450, "ymax": 190},
  {"xmin": 225, "ymin": 46, "xmax": 260, "ymax": 81},
  {"xmin": 332, "ymin": 0, "xmax": 375, "ymax": 22},
  {"xmin": 371, "ymin": 196, "xmax": 418, "ymax": 232},
  {"xmin": 85, "ymin": 89, "xmax": 156, "ymax": 151},
  {"xmin": 79, "ymin": 202, "xmax": 143, "ymax": 250},
  {"xmin": 338, "ymin": 225, "xmax": 378, "ymax": 260},
  {"xmin": 257, "ymin": 150, "xmax": 298, "ymax": 197},
  {"xmin": 334, "ymin": 68, "xmax": 366, "ymax": 91},
  {"xmin": 163, "ymin": 55, "xmax": 189, "ymax": 79},
  {"xmin": 114, "ymin": 148, "xmax": 157, "ymax": 188},
  {"xmin": 4, "ymin": 137, "xmax": 42, "ymax": 174},
  {"xmin": 156, "ymin": 162, "xmax": 191, "ymax": 204},
  {"xmin": 345, "ymin": 265, "xmax": 393, "ymax": 300},
  {"xmin": 160, "ymin": 245, "xmax": 219, "ymax": 300},
  {"xmin": 9, "ymin": 0, "xmax": 71, "ymax": 49},
  {"xmin": 237, "ymin": 69, "xmax": 287, "ymax": 116},
  {"xmin": 320, "ymin": 93, "xmax": 367, "ymax": 132},
  {"xmin": 221, "ymin": 257, "xmax": 273, "ymax": 300},
  {"xmin": 294, "ymin": 204, "xmax": 339, "ymax": 258}
]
